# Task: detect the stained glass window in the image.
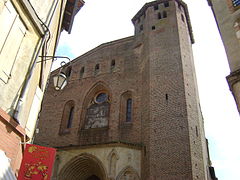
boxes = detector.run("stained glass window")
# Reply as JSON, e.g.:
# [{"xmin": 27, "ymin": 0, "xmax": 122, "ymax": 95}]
[
  {"xmin": 67, "ymin": 107, "xmax": 74, "ymax": 128},
  {"xmin": 126, "ymin": 98, "xmax": 132, "ymax": 122},
  {"xmin": 96, "ymin": 93, "xmax": 108, "ymax": 103}
]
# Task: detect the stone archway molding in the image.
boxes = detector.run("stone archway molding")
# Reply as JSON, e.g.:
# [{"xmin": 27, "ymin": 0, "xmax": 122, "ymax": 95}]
[
  {"xmin": 116, "ymin": 166, "xmax": 140, "ymax": 180},
  {"xmin": 58, "ymin": 153, "xmax": 108, "ymax": 180}
]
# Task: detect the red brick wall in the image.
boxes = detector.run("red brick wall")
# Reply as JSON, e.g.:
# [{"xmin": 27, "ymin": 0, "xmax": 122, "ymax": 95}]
[
  {"xmin": 0, "ymin": 108, "xmax": 25, "ymax": 175},
  {"xmin": 34, "ymin": 1, "xmax": 210, "ymax": 179}
]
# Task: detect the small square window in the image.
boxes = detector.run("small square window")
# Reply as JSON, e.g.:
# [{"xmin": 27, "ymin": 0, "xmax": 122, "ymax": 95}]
[
  {"xmin": 152, "ymin": 26, "xmax": 156, "ymax": 30},
  {"xmin": 181, "ymin": 14, "xmax": 185, "ymax": 22},
  {"xmin": 163, "ymin": 11, "xmax": 167, "ymax": 18},
  {"xmin": 164, "ymin": 2, "xmax": 169, "ymax": 7},
  {"xmin": 154, "ymin": 4, "xmax": 159, "ymax": 10},
  {"xmin": 140, "ymin": 24, "xmax": 143, "ymax": 32}
]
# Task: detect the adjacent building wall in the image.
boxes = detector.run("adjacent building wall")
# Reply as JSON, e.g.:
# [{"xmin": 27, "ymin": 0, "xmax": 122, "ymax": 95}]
[
  {"xmin": 208, "ymin": 0, "xmax": 240, "ymax": 114},
  {"xmin": 0, "ymin": 0, "xmax": 84, "ymax": 176}
]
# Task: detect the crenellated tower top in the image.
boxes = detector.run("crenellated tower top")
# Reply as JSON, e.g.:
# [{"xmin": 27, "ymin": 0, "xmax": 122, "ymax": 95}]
[{"xmin": 131, "ymin": 0, "xmax": 194, "ymax": 43}]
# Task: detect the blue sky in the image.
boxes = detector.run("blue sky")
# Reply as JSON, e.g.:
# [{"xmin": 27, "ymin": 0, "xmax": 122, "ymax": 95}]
[{"xmin": 56, "ymin": 0, "xmax": 240, "ymax": 179}]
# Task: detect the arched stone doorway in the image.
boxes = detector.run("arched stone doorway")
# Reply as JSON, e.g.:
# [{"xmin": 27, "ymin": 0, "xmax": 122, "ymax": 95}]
[
  {"xmin": 86, "ymin": 175, "xmax": 101, "ymax": 180},
  {"xmin": 58, "ymin": 154, "xmax": 107, "ymax": 180}
]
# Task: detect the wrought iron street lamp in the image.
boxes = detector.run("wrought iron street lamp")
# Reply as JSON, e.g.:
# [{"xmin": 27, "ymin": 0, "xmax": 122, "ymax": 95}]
[
  {"xmin": 38, "ymin": 56, "xmax": 71, "ymax": 90},
  {"xmin": 53, "ymin": 61, "xmax": 68, "ymax": 90}
]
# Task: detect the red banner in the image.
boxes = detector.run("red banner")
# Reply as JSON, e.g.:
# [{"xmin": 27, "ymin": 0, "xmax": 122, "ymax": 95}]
[{"xmin": 18, "ymin": 144, "xmax": 56, "ymax": 180}]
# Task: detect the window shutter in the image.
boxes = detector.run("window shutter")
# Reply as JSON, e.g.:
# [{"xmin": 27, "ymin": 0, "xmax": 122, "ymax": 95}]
[{"xmin": 0, "ymin": 1, "xmax": 26, "ymax": 83}]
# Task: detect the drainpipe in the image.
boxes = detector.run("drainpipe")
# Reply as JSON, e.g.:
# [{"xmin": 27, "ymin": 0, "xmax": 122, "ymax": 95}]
[
  {"xmin": 13, "ymin": 0, "xmax": 66, "ymax": 124},
  {"xmin": 13, "ymin": 32, "xmax": 48, "ymax": 123}
]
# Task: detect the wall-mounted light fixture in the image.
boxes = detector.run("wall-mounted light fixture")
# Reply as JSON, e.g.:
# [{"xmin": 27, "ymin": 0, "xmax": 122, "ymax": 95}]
[
  {"xmin": 38, "ymin": 56, "xmax": 71, "ymax": 90},
  {"xmin": 53, "ymin": 61, "xmax": 68, "ymax": 90}
]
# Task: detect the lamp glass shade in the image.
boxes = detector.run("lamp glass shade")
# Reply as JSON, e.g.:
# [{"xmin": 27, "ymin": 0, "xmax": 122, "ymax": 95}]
[{"xmin": 53, "ymin": 72, "xmax": 67, "ymax": 90}]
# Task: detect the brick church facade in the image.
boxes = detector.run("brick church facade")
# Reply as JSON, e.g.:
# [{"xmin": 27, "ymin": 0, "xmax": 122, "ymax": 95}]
[{"xmin": 34, "ymin": 0, "xmax": 217, "ymax": 179}]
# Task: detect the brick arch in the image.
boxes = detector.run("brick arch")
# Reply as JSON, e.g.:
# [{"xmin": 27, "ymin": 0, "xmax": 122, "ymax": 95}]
[
  {"xmin": 58, "ymin": 153, "xmax": 107, "ymax": 180},
  {"xmin": 116, "ymin": 166, "xmax": 140, "ymax": 180},
  {"xmin": 79, "ymin": 81, "xmax": 112, "ymax": 130}
]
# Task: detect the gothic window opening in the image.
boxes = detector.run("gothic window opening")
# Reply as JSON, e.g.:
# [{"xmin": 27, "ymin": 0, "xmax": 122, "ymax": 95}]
[
  {"xmin": 84, "ymin": 91, "xmax": 110, "ymax": 129},
  {"xmin": 67, "ymin": 107, "xmax": 74, "ymax": 128},
  {"xmin": 95, "ymin": 64, "xmax": 100, "ymax": 74},
  {"xmin": 158, "ymin": 12, "xmax": 162, "ymax": 19},
  {"xmin": 95, "ymin": 93, "xmax": 108, "ymax": 104},
  {"xmin": 164, "ymin": 2, "xmax": 169, "ymax": 7},
  {"xmin": 140, "ymin": 24, "xmax": 143, "ymax": 32},
  {"xmin": 126, "ymin": 98, "xmax": 132, "ymax": 122},
  {"xmin": 108, "ymin": 149, "xmax": 119, "ymax": 178},
  {"xmin": 60, "ymin": 100, "xmax": 75, "ymax": 135},
  {"xmin": 178, "ymin": 3, "xmax": 182, "ymax": 10},
  {"xmin": 120, "ymin": 91, "xmax": 133, "ymax": 124},
  {"xmin": 196, "ymin": 126, "xmax": 199, "ymax": 137},
  {"xmin": 111, "ymin": 59, "xmax": 115, "ymax": 70},
  {"xmin": 65, "ymin": 66, "xmax": 72, "ymax": 78},
  {"xmin": 181, "ymin": 14, "xmax": 185, "ymax": 22},
  {"xmin": 165, "ymin": 94, "xmax": 168, "ymax": 101},
  {"xmin": 80, "ymin": 67, "xmax": 84, "ymax": 78},
  {"xmin": 154, "ymin": 4, "xmax": 159, "ymax": 10},
  {"xmin": 163, "ymin": 11, "xmax": 167, "ymax": 18}
]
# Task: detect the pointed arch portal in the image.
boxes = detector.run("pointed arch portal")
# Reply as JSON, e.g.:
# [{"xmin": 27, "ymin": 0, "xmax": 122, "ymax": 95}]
[{"xmin": 59, "ymin": 154, "xmax": 107, "ymax": 180}]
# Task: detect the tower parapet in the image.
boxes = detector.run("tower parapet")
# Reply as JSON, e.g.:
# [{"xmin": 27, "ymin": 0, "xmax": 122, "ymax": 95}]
[{"xmin": 132, "ymin": 0, "xmax": 194, "ymax": 43}]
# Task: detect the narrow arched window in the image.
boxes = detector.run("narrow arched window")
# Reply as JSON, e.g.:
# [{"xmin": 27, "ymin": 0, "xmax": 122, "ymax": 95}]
[
  {"xmin": 163, "ymin": 11, "xmax": 167, "ymax": 18},
  {"xmin": 95, "ymin": 64, "xmax": 100, "ymax": 75},
  {"xmin": 164, "ymin": 2, "xmax": 169, "ymax": 7},
  {"xmin": 111, "ymin": 59, "xmax": 115, "ymax": 69},
  {"xmin": 140, "ymin": 24, "xmax": 143, "ymax": 32},
  {"xmin": 158, "ymin": 12, "xmax": 162, "ymax": 19},
  {"xmin": 65, "ymin": 66, "xmax": 72, "ymax": 78},
  {"xmin": 67, "ymin": 106, "xmax": 74, "ymax": 128},
  {"xmin": 126, "ymin": 98, "xmax": 132, "ymax": 122},
  {"xmin": 181, "ymin": 14, "xmax": 185, "ymax": 22},
  {"xmin": 60, "ymin": 100, "xmax": 74, "ymax": 135},
  {"xmin": 80, "ymin": 67, "xmax": 84, "ymax": 78}
]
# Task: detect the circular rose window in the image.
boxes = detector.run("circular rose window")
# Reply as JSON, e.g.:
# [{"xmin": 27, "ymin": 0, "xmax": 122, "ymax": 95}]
[{"xmin": 95, "ymin": 93, "xmax": 108, "ymax": 103}]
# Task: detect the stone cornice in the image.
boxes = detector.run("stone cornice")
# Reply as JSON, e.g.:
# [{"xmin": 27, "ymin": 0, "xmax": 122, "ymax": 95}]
[{"xmin": 54, "ymin": 141, "xmax": 143, "ymax": 151}]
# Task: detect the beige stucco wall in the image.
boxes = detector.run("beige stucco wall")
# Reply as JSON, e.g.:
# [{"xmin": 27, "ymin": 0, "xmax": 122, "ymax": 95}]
[
  {"xmin": 210, "ymin": 0, "xmax": 240, "ymax": 72},
  {"xmin": 0, "ymin": 0, "xmax": 66, "ymax": 140},
  {"xmin": 57, "ymin": 146, "xmax": 141, "ymax": 179},
  {"xmin": 232, "ymin": 81, "xmax": 240, "ymax": 112},
  {"xmin": 15, "ymin": 0, "xmax": 66, "ymax": 139},
  {"xmin": 210, "ymin": 0, "xmax": 240, "ymax": 115}
]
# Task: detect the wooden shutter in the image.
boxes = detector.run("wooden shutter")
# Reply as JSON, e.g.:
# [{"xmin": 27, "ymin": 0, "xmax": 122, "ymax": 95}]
[{"xmin": 0, "ymin": 1, "xmax": 26, "ymax": 83}]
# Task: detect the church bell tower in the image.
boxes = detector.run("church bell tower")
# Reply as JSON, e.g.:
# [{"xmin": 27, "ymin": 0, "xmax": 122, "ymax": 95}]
[{"xmin": 34, "ymin": 1, "xmax": 214, "ymax": 180}]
